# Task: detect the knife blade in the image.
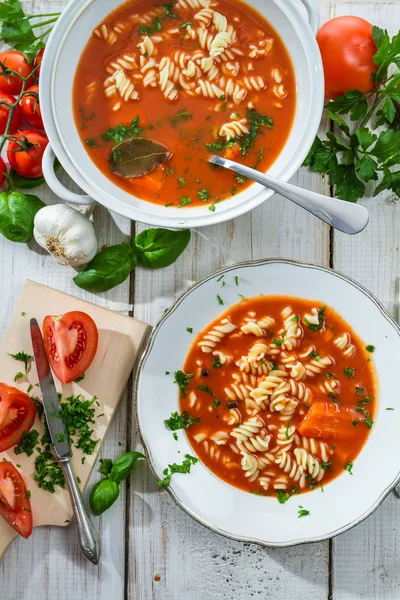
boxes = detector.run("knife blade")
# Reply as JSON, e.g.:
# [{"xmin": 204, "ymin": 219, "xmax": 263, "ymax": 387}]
[{"xmin": 30, "ymin": 318, "xmax": 71, "ymax": 460}]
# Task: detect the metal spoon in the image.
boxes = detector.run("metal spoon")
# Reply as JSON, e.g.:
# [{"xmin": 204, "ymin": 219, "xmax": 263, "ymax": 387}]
[{"xmin": 209, "ymin": 155, "xmax": 369, "ymax": 235}]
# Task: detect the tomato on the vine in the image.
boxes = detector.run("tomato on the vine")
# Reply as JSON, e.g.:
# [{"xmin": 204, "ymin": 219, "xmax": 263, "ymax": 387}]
[
  {"xmin": 20, "ymin": 85, "xmax": 43, "ymax": 129},
  {"xmin": 34, "ymin": 48, "xmax": 45, "ymax": 79},
  {"xmin": 7, "ymin": 130, "xmax": 49, "ymax": 179},
  {"xmin": 0, "ymin": 157, "xmax": 7, "ymax": 187},
  {"xmin": 317, "ymin": 16, "xmax": 378, "ymax": 99},
  {"xmin": 0, "ymin": 51, "xmax": 33, "ymax": 95},
  {"xmin": 0, "ymin": 92, "xmax": 22, "ymax": 135}
]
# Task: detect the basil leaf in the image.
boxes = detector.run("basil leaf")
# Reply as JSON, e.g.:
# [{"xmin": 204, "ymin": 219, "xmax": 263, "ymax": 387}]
[
  {"xmin": 73, "ymin": 243, "xmax": 137, "ymax": 292},
  {"xmin": 109, "ymin": 451, "xmax": 145, "ymax": 483},
  {"xmin": 134, "ymin": 228, "xmax": 190, "ymax": 268},
  {"xmin": 8, "ymin": 159, "xmax": 61, "ymax": 189},
  {"xmin": 89, "ymin": 479, "xmax": 120, "ymax": 516},
  {"xmin": 0, "ymin": 191, "xmax": 44, "ymax": 243}
]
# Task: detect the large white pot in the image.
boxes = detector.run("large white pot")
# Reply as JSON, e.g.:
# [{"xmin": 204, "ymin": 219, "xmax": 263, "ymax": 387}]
[{"xmin": 40, "ymin": 0, "xmax": 324, "ymax": 227}]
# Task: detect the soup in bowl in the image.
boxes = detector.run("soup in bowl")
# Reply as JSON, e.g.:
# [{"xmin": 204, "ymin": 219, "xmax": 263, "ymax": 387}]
[{"xmin": 40, "ymin": 0, "xmax": 324, "ymax": 226}]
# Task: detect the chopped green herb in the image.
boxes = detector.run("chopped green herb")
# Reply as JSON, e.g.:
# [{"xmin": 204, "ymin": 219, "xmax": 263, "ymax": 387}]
[
  {"xmin": 197, "ymin": 189, "xmax": 209, "ymax": 201},
  {"xmin": 197, "ymin": 384, "xmax": 215, "ymax": 397},
  {"xmin": 366, "ymin": 345, "xmax": 375, "ymax": 353},
  {"xmin": 165, "ymin": 203, "xmax": 174, "ymax": 207},
  {"xmin": 165, "ymin": 371, "xmax": 170, "ymax": 375},
  {"xmin": 250, "ymin": 490, "xmax": 268, "ymax": 496},
  {"xmin": 325, "ymin": 372, "xmax": 334, "ymax": 380},
  {"xmin": 386, "ymin": 407, "xmax": 395, "ymax": 410},
  {"xmin": 212, "ymin": 356, "xmax": 222, "ymax": 369},
  {"xmin": 186, "ymin": 327, "xmax": 193, "ymax": 333},
  {"xmin": 157, "ymin": 454, "xmax": 199, "ymax": 488},
  {"xmin": 231, "ymin": 187, "xmax": 237, "ymax": 196},
  {"xmin": 14, "ymin": 430, "xmax": 39, "ymax": 457},
  {"xmin": 173, "ymin": 370, "xmax": 194, "ymax": 397},
  {"xmin": 216, "ymin": 294, "xmax": 224, "ymax": 305},
  {"xmin": 25, "ymin": 490, "xmax": 31, "ymax": 500},
  {"xmin": 60, "ymin": 394, "xmax": 100, "ymax": 455},
  {"xmin": 165, "ymin": 411, "xmax": 200, "ymax": 431},
  {"xmin": 21, "ymin": 312, "xmax": 26, "ymax": 317},
  {"xmin": 179, "ymin": 20, "xmax": 192, "ymax": 28},
  {"xmin": 9, "ymin": 351, "xmax": 32, "ymax": 373},
  {"xmin": 328, "ymin": 391, "xmax": 338, "ymax": 404},
  {"xmin": 27, "ymin": 384, "xmax": 33, "ymax": 393},
  {"xmin": 239, "ymin": 108, "xmax": 273, "ymax": 156},
  {"xmin": 303, "ymin": 307, "xmax": 325, "ymax": 331},
  {"xmin": 14, "ymin": 371, "xmax": 23, "ymax": 381},
  {"xmin": 211, "ymin": 398, "xmax": 221, "ymax": 408},
  {"xmin": 355, "ymin": 405, "xmax": 374, "ymax": 428},
  {"xmin": 178, "ymin": 177, "xmax": 187, "ymax": 185},
  {"xmin": 355, "ymin": 386, "xmax": 364, "ymax": 395},
  {"xmin": 76, "ymin": 476, "xmax": 81, "ymax": 484},
  {"xmin": 178, "ymin": 197, "xmax": 192, "ymax": 208},
  {"xmin": 173, "ymin": 432, "xmax": 178, "ymax": 441},
  {"xmin": 170, "ymin": 108, "xmax": 192, "ymax": 127},
  {"xmin": 321, "ymin": 461, "xmax": 332, "ymax": 471},
  {"xmin": 55, "ymin": 434, "xmax": 65, "ymax": 443},
  {"xmin": 235, "ymin": 174, "xmax": 247, "ymax": 184},
  {"xmin": 101, "ymin": 116, "xmax": 142, "ymax": 143},
  {"xmin": 276, "ymin": 490, "xmax": 290, "ymax": 504},
  {"xmin": 285, "ymin": 420, "xmax": 291, "ymax": 440},
  {"xmin": 352, "ymin": 420, "xmax": 360, "ymax": 426},
  {"xmin": 344, "ymin": 462, "xmax": 353, "ymax": 475},
  {"xmin": 85, "ymin": 139, "xmax": 99, "ymax": 148},
  {"xmin": 31, "ymin": 397, "xmax": 44, "ymax": 418},
  {"xmin": 344, "ymin": 367, "xmax": 355, "ymax": 377},
  {"xmin": 298, "ymin": 506, "xmax": 310, "ymax": 518},
  {"xmin": 308, "ymin": 351, "xmax": 321, "ymax": 361},
  {"xmin": 208, "ymin": 202, "xmax": 217, "ymax": 212},
  {"xmin": 74, "ymin": 374, "xmax": 85, "ymax": 383},
  {"xmin": 234, "ymin": 276, "xmax": 239, "ymax": 286}
]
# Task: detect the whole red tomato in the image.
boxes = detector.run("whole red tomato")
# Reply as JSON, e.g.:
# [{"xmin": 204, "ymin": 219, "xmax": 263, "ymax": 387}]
[
  {"xmin": 34, "ymin": 48, "xmax": 45, "ymax": 79},
  {"xmin": 316, "ymin": 16, "xmax": 378, "ymax": 99},
  {"xmin": 20, "ymin": 85, "xmax": 43, "ymax": 129},
  {"xmin": 7, "ymin": 130, "xmax": 49, "ymax": 179},
  {"xmin": 0, "ymin": 92, "xmax": 22, "ymax": 134},
  {"xmin": 0, "ymin": 51, "xmax": 33, "ymax": 95},
  {"xmin": 0, "ymin": 157, "xmax": 7, "ymax": 187}
]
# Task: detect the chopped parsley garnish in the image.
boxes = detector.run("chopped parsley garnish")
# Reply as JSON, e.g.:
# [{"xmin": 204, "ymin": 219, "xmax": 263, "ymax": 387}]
[
  {"xmin": 157, "ymin": 454, "xmax": 199, "ymax": 488},
  {"xmin": 173, "ymin": 432, "xmax": 178, "ymax": 440},
  {"xmin": 321, "ymin": 461, "xmax": 332, "ymax": 471},
  {"xmin": 276, "ymin": 490, "xmax": 290, "ymax": 504},
  {"xmin": 303, "ymin": 307, "xmax": 325, "ymax": 331},
  {"xmin": 355, "ymin": 386, "xmax": 364, "ymax": 395},
  {"xmin": 25, "ymin": 490, "xmax": 31, "ymax": 500},
  {"xmin": 239, "ymin": 108, "xmax": 273, "ymax": 156},
  {"xmin": 386, "ymin": 407, "xmax": 395, "ymax": 410},
  {"xmin": 56, "ymin": 434, "xmax": 66, "ymax": 443},
  {"xmin": 60, "ymin": 394, "xmax": 99, "ymax": 455},
  {"xmin": 344, "ymin": 462, "xmax": 354, "ymax": 475},
  {"xmin": 344, "ymin": 367, "xmax": 355, "ymax": 377},
  {"xmin": 235, "ymin": 174, "xmax": 247, "ymax": 184},
  {"xmin": 355, "ymin": 405, "xmax": 374, "ymax": 428},
  {"xmin": 9, "ymin": 351, "xmax": 32, "ymax": 373},
  {"xmin": 14, "ymin": 430, "xmax": 39, "ymax": 457},
  {"xmin": 325, "ymin": 372, "xmax": 334, "ymax": 379},
  {"xmin": 234, "ymin": 276, "xmax": 239, "ymax": 286},
  {"xmin": 366, "ymin": 345, "xmax": 375, "ymax": 353},
  {"xmin": 78, "ymin": 106, "xmax": 95, "ymax": 122},
  {"xmin": 352, "ymin": 420, "xmax": 359, "ymax": 426},
  {"xmin": 328, "ymin": 391, "xmax": 338, "ymax": 404},
  {"xmin": 170, "ymin": 108, "xmax": 192, "ymax": 127},
  {"xmin": 165, "ymin": 411, "xmax": 200, "ymax": 431},
  {"xmin": 211, "ymin": 399, "xmax": 221, "ymax": 408},
  {"xmin": 250, "ymin": 490, "xmax": 268, "ymax": 496},
  {"xmin": 139, "ymin": 18, "xmax": 163, "ymax": 35},
  {"xmin": 272, "ymin": 338, "xmax": 282, "ymax": 348},
  {"xmin": 173, "ymin": 370, "xmax": 193, "ymax": 397},
  {"xmin": 208, "ymin": 202, "xmax": 217, "ymax": 212},
  {"xmin": 186, "ymin": 327, "xmax": 193, "ymax": 333},
  {"xmin": 178, "ymin": 177, "xmax": 187, "ymax": 185},
  {"xmin": 216, "ymin": 294, "xmax": 224, "ymax": 305},
  {"xmin": 14, "ymin": 371, "xmax": 23, "ymax": 381},
  {"xmin": 308, "ymin": 351, "xmax": 321, "ymax": 361},
  {"xmin": 197, "ymin": 189, "xmax": 209, "ymax": 201},
  {"xmin": 197, "ymin": 384, "xmax": 215, "ymax": 397},
  {"xmin": 179, "ymin": 20, "xmax": 192, "ymax": 28},
  {"xmin": 74, "ymin": 374, "xmax": 85, "ymax": 383},
  {"xmin": 27, "ymin": 384, "xmax": 33, "ymax": 393},
  {"xmin": 85, "ymin": 138, "xmax": 99, "ymax": 148},
  {"xmin": 178, "ymin": 197, "xmax": 192, "ymax": 208},
  {"xmin": 21, "ymin": 312, "xmax": 26, "ymax": 317},
  {"xmin": 32, "ymin": 396, "xmax": 44, "ymax": 418},
  {"xmin": 284, "ymin": 420, "xmax": 291, "ymax": 440},
  {"xmin": 101, "ymin": 116, "xmax": 142, "ymax": 143},
  {"xmin": 212, "ymin": 357, "xmax": 222, "ymax": 369},
  {"xmin": 298, "ymin": 506, "xmax": 310, "ymax": 518}
]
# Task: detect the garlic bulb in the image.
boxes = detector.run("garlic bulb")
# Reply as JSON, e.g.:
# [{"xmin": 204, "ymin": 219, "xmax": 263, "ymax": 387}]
[{"xmin": 33, "ymin": 204, "xmax": 98, "ymax": 266}]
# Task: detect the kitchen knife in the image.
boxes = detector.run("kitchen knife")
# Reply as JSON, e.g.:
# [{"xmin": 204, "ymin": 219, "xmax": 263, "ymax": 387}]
[{"xmin": 30, "ymin": 318, "xmax": 101, "ymax": 565}]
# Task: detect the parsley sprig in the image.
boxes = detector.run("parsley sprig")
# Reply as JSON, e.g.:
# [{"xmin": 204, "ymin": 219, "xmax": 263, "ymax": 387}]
[
  {"xmin": 164, "ymin": 411, "xmax": 200, "ymax": 431},
  {"xmin": 304, "ymin": 26, "xmax": 400, "ymax": 202},
  {"xmin": 157, "ymin": 454, "xmax": 198, "ymax": 488}
]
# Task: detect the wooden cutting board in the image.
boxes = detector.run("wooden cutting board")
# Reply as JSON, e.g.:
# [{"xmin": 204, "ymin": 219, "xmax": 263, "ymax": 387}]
[{"xmin": 0, "ymin": 280, "xmax": 149, "ymax": 558}]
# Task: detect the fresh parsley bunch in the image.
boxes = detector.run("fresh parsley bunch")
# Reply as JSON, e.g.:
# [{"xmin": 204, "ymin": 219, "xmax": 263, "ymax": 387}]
[{"xmin": 304, "ymin": 26, "xmax": 400, "ymax": 202}]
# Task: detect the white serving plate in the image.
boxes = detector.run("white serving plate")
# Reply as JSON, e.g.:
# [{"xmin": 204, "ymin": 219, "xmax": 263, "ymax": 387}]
[
  {"xmin": 136, "ymin": 259, "xmax": 400, "ymax": 546},
  {"xmin": 40, "ymin": 0, "xmax": 324, "ymax": 227}
]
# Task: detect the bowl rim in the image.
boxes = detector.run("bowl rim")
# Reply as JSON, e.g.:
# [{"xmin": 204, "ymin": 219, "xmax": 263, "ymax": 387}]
[
  {"xmin": 135, "ymin": 257, "xmax": 400, "ymax": 547},
  {"xmin": 40, "ymin": 0, "xmax": 325, "ymax": 228}
]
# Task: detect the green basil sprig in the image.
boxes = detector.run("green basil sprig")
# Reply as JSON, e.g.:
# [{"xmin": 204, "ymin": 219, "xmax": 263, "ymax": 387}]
[
  {"xmin": 73, "ymin": 243, "xmax": 137, "ymax": 293},
  {"xmin": 73, "ymin": 228, "xmax": 191, "ymax": 293},
  {"xmin": 0, "ymin": 191, "xmax": 44, "ymax": 243},
  {"xmin": 89, "ymin": 451, "xmax": 145, "ymax": 516},
  {"xmin": 134, "ymin": 228, "xmax": 191, "ymax": 268},
  {"xmin": 89, "ymin": 479, "xmax": 120, "ymax": 516}
]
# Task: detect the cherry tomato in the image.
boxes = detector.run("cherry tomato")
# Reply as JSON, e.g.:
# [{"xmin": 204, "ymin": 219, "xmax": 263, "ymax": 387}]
[
  {"xmin": 0, "ymin": 92, "xmax": 22, "ymax": 135},
  {"xmin": 0, "ymin": 461, "xmax": 33, "ymax": 538},
  {"xmin": 43, "ymin": 311, "xmax": 99, "ymax": 384},
  {"xmin": 0, "ymin": 157, "xmax": 7, "ymax": 187},
  {"xmin": 0, "ymin": 51, "xmax": 33, "ymax": 95},
  {"xmin": 7, "ymin": 130, "xmax": 49, "ymax": 179},
  {"xmin": 0, "ymin": 383, "xmax": 37, "ymax": 453},
  {"xmin": 34, "ymin": 48, "xmax": 45, "ymax": 79},
  {"xmin": 20, "ymin": 85, "xmax": 43, "ymax": 129},
  {"xmin": 316, "ymin": 16, "xmax": 378, "ymax": 99}
]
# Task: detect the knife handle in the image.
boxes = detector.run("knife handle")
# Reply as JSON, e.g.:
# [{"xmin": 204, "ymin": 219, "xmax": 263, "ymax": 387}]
[{"xmin": 60, "ymin": 458, "xmax": 101, "ymax": 565}]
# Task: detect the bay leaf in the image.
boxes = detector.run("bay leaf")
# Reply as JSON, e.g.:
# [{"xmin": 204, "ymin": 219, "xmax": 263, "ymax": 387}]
[{"xmin": 109, "ymin": 137, "xmax": 170, "ymax": 178}]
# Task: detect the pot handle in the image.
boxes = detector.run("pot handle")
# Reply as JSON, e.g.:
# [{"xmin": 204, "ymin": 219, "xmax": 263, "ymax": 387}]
[
  {"xmin": 297, "ymin": 0, "xmax": 320, "ymax": 34},
  {"xmin": 42, "ymin": 144, "xmax": 96, "ymax": 206}
]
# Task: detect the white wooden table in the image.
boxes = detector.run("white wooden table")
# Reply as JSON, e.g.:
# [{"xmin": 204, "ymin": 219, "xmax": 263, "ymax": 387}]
[{"xmin": 1, "ymin": 0, "xmax": 399, "ymax": 598}]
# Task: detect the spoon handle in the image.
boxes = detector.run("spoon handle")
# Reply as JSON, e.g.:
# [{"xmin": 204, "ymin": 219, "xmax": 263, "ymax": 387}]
[{"xmin": 210, "ymin": 155, "xmax": 369, "ymax": 235}]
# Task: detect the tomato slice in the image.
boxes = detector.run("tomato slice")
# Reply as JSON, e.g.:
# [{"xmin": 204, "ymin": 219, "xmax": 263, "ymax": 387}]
[
  {"xmin": 0, "ymin": 384, "xmax": 37, "ymax": 452},
  {"xmin": 0, "ymin": 461, "xmax": 33, "ymax": 538},
  {"xmin": 42, "ymin": 311, "xmax": 99, "ymax": 384}
]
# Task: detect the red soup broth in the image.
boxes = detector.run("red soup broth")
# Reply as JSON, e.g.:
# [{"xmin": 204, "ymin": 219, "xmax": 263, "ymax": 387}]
[
  {"xmin": 179, "ymin": 296, "xmax": 377, "ymax": 496},
  {"xmin": 73, "ymin": 0, "xmax": 296, "ymax": 208}
]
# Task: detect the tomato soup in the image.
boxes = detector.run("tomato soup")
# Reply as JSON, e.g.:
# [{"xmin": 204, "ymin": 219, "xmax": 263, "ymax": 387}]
[
  {"xmin": 178, "ymin": 296, "xmax": 377, "ymax": 497},
  {"xmin": 73, "ymin": 0, "xmax": 296, "ymax": 209}
]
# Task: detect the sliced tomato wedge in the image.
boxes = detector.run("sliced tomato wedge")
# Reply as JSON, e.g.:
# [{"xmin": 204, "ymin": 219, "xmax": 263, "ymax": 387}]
[
  {"xmin": 0, "ymin": 461, "xmax": 33, "ymax": 538},
  {"xmin": 0, "ymin": 384, "xmax": 37, "ymax": 452},
  {"xmin": 42, "ymin": 311, "xmax": 99, "ymax": 384}
]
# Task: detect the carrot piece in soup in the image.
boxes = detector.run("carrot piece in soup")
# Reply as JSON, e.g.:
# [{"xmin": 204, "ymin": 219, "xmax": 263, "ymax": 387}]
[
  {"xmin": 224, "ymin": 143, "xmax": 241, "ymax": 161},
  {"xmin": 298, "ymin": 401, "xmax": 358, "ymax": 441}
]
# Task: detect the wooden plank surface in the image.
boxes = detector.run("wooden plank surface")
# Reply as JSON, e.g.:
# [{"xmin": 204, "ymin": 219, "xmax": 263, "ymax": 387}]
[{"xmin": 0, "ymin": 0, "xmax": 396, "ymax": 599}]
